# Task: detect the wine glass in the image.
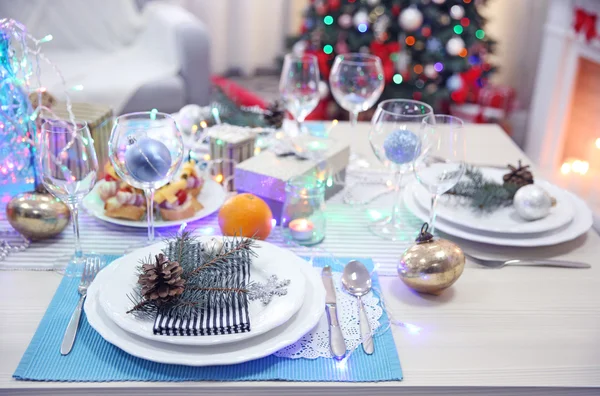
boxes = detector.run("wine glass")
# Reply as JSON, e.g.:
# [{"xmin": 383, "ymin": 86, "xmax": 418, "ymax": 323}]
[
  {"xmin": 109, "ymin": 112, "xmax": 184, "ymax": 244},
  {"xmin": 329, "ymin": 53, "xmax": 384, "ymax": 126},
  {"xmin": 279, "ymin": 53, "xmax": 320, "ymax": 135},
  {"xmin": 368, "ymin": 99, "xmax": 433, "ymax": 241},
  {"xmin": 414, "ymin": 114, "xmax": 466, "ymax": 234},
  {"xmin": 39, "ymin": 119, "xmax": 99, "ymax": 276}
]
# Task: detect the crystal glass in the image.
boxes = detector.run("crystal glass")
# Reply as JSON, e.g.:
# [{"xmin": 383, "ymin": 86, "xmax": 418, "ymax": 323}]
[
  {"xmin": 109, "ymin": 112, "xmax": 184, "ymax": 243},
  {"xmin": 368, "ymin": 99, "xmax": 433, "ymax": 241},
  {"xmin": 279, "ymin": 53, "xmax": 320, "ymax": 135},
  {"xmin": 414, "ymin": 114, "xmax": 465, "ymax": 234},
  {"xmin": 329, "ymin": 53, "xmax": 384, "ymax": 126},
  {"xmin": 38, "ymin": 120, "xmax": 98, "ymax": 275},
  {"xmin": 281, "ymin": 175, "xmax": 326, "ymax": 246}
]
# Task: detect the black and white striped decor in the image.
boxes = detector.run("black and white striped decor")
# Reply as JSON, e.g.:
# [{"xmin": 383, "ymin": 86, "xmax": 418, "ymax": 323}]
[{"xmin": 153, "ymin": 241, "xmax": 251, "ymax": 336}]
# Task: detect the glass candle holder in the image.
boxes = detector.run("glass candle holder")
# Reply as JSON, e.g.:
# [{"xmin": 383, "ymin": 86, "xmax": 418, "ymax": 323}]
[{"xmin": 281, "ymin": 175, "xmax": 326, "ymax": 246}]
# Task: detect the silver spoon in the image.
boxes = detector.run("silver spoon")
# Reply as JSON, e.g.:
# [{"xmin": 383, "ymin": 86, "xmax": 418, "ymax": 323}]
[{"xmin": 342, "ymin": 260, "xmax": 374, "ymax": 355}]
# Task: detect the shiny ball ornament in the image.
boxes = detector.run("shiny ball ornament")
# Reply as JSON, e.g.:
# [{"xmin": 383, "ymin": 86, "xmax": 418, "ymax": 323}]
[
  {"xmin": 367, "ymin": 0, "xmax": 380, "ymax": 5},
  {"xmin": 446, "ymin": 74, "xmax": 463, "ymax": 91},
  {"xmin": 383, "ymin": 129, "xmax": 420, "ymax": 165},
  {"xmin": 399, "ymin": 7, "xmax": 423, "ymax": 32},
  {"xmin": 6, "ymin": 187, "xmax": 70, "ymax": 240},
  {"xmin": 446, "ymin": 36, "xmax": 465, "ymax": 56},
  {"xmin": 318, "ymin": 81, "xmax": 329, "ymax": 99},
  {"xmin": 432, "ymin": 0, "xmax": 446, "ymax": 3},
  {"xmin": 178, "ymin": 104, "xmax": 203, "ymax": 136},
  {"xmin": 424, "ymin": 64, "xmax": 438, "ymax": 78},
  {"xmin": 353, "ymin": 10, "xmax": 369, "ymax": 27},
  {"xmin": 427, "ymin": 38, "xmax": 442, "ymax": 51},
  {"xmin": 398, "ymin": 224, "xmax": 465, "ymax": 295},
  {"xmin": 338, "ymin": 14, "xmax": 352, "ymax": 29},
  {"xmin": 292, "ymin": 40, "xmax": 308, "ymax": 56},
  {"xmin": 125, "ymin": 137, "xmax": 172, "ymax": 183},
  {"xmin": 450, "ymin": 5, "xmax": 465, "ymax": 19},
  {"xmin": 513, "ymin": 184, "xmax": 554, "ymax": 221}
]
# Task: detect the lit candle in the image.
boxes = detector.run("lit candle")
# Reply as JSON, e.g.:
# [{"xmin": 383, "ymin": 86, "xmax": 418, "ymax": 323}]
[{"xmin": 289, "ymin": 218, "xmax": 314, "ymax": 241}]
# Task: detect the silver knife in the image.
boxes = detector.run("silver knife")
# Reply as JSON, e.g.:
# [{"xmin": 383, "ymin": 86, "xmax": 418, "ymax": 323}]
[{"xmin": 321, "ymin": 266, "xmax": 346, "ymax": 359}]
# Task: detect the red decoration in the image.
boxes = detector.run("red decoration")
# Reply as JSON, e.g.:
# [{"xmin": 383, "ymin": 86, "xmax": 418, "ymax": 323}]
[
  {"xmin": 369, "ymin": 41, "xmax": 400, "ymax": 83},
  {"xmin": 574, "ymin": 8, "xmax": 598, "ymax": 41},
  {"xmin": 328, "ymin": 0, "xmax": 341, "ymax": 11},
  {"xmin": 413, "ymin": 92, "xmax": 422, "ymax": 100},
  {"xmin": 392, "ymin": 5, "xmax": 401, "ymax": 16}
]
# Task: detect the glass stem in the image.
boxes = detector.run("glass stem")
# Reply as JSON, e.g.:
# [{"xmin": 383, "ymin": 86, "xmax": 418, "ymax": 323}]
[
  {"xmin": 145, "ymin": 188, "xmax": 155, "ymax": 242},
  {"xmin": 429, "ymin": 194, "xmax": 440, "ymax": 235},
  {"xmin": 296, "ymin": 119, "xmax": 304, "ymax": 135},
  {"xmin": 350, "ymin": 111, "xmax": 359, "ymax": 126},
  {"xmin": 390, "ymin": 170, "xmax": 404, "ymax": 226},
  {"xmin": 70, "ymin": 203, "xmax": 82, "ymax": 260}
]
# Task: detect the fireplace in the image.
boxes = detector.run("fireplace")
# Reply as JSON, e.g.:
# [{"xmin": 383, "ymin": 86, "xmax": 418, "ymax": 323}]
[{"xmin": 526, "ymin": 0, "xmax": 600, "ymax": 218}]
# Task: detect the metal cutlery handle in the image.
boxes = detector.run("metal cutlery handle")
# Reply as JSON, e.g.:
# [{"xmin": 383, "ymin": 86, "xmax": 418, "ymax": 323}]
[
  {"xmin": 505, "ymin": 259, "xmax": 591, "ymax": 269},
  {"xmin": 61, "ymin": 294, "xmax": 86, "ymax": 355},
  {"xmin": 325, "ymin": 305, "xmax": 346, "ymax": 359},
  {"xmin": 358, "ymin": 297, "xmax": 374, "ymax": 355}
]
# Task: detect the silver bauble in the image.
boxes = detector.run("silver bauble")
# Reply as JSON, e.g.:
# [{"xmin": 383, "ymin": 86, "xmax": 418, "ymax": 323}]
[{"xmin": 513, "ymin": 184, "xmax": 553, "ymax": 221}]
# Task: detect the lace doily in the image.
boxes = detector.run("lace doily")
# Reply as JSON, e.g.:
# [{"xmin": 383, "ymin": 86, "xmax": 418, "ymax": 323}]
[{"xmin": 274, "ymin": 270, "xmax": 383, "ymax": 359}]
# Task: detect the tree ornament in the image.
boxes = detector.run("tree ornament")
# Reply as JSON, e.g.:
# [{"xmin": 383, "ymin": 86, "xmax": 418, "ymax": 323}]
[
  {"xmin": 338, "ymin": 13, "xmax": 352, "ymax": 29},
  {"xmin": 292, "ymin": 40, "xmax": 308, "ymax": 56},
  {"xmin": 328, "ymin": 0, "xmax": 341, "ymax": 11},
  {"xmin": 503, "ymin": 160, "xmax": 534, "ymax": 188},
  {"xmin": 201, "ymin": 237, "xmax": 224, "ymax": 255},
  {"xmin": 373, "ymin": 14, "xmax": 390, "ymax": 36},
  {"xmin": 399, "ymin": 7, "xmax": 423, "ymax": 32},
  {"xmin": 513, "ymin": 185, "xmax": 555, "ymax": 221},
  {"xmin": 446, "ymin": 36, "xmax": 465, "ymax": 56},
  {"xmin": 446, "ymin": 74, "xmax": 463, "ymax": 91},
  {"xmin": 450, "ymin": 5, "xmax": 465, "ymax": 19},
  {"xmin": 335, "ymin": 38, "xmax": 350, "ymax": 54},
  {"xmin": 383, "ymin": 129, "xmax": 420, "ymax": 165},
  {"xmin": 178, "ymin": 104, "xmax": 206, "ymax": 136},
  {"xmin": 432, "ymin": 0, "xmax": 446, "ymax": 3},
  {"xmin": 424, "ymin": 64, "xmax": 438, "ymax": 78},
  {"xmin": 395, "ymin": 51, "xmax": 411, "ymax": 74},
  {"xmin": 353, "ymin": 9, "xmax": 369, "ymax": 27},
  {"xmin": 366, "ymin": 0, "xmax": 380, "ymax": 5},
  {"xmin": 426, "ymin": 38, "xmax": 442, "ymax": 51},
  {"xmin": 318, "ymin": 80, "xmax": 329, "ymax": 99},
  {"xmin": 264, "ymin": 100, "xmax": 286, "ymax": 129},
  {"xmin": 125, "ymin": 137, "xmax": 172, "ymax": 183},
  {"xmin": 139, "ymin": 253, "xmax": 186, "ymax": 305},
  {"xmin": 398, "ymin": 223, "xmax": 465, "ymax": 295},
  {"xmin": 359, "ymin": 46, "xmax": 370, "ymax": 54},
  {"xmin": 439, "ymin": 14, "xmax": 451, "ymax": 25}
]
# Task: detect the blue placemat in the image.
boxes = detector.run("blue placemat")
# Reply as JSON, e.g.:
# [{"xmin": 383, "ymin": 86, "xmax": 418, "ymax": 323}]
[{"xmin": 14, "ymin": 255, "xmax": 402, "ymax": 382}]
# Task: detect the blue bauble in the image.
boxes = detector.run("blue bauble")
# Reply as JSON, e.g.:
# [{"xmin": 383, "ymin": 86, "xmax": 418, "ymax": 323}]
[
  {"xmin": 446, "ymin": 74, "xmax": 463, "ymax": 92},
  {"xmin": 383, "ymin": 129, "xmax": 420, "ymax": 165},
  {"xmin": 125, "ymin": 137, "xmax": 172, "ymax": 183}
]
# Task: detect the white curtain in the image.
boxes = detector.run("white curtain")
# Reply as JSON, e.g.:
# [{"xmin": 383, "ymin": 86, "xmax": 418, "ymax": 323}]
[{"xmin": 173, "ymin": 0, "xmax": 291, "ymax": 75}]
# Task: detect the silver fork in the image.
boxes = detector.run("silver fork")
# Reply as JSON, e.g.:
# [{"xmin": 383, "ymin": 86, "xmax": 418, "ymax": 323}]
[
  {"xmin": 60, "ymin": 256, "xmax": 101, "ymax": 355},
  {"xmin": 466, "ymin": 253, "xmax": 591, "ymax": 269}
]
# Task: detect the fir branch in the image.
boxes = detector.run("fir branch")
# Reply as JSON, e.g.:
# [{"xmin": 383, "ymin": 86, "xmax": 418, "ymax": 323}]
[
  {"xmin": 189, "ymin": 237, "xmax": 256, "ymax": 277},
  {"xmin": 446, "ymin": 166, "xmax": 518, "ymax": 212}
]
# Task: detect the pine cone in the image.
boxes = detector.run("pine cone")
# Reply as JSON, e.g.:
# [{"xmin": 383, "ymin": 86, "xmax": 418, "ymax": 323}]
[
  {"xmin": 264, "ymin": 100, "xmax": 285, "ymax": 129},
  {"xmin": 503, "ymin": 160, "xmax": 534, "ymax": 188},
  {"xmin": 138, "ymin": 253, "xmax": 185, "ymax": 304}
]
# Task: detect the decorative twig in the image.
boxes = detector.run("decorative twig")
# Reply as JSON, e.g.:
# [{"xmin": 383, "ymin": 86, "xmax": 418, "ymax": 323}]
[{"xmin": 190, "ymin": 238, "xmax": 254, "ymax": 276}]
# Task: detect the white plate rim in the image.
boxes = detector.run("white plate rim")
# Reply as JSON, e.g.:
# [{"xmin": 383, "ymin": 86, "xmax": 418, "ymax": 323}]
[
  {"xmin": 98, "ymin": 237, "xmax": 307, "ymax": 346},
  {"xmin": 84, "ymin": 263, "xmax": 325, "ymax": 366},
  {"xmin": 412, "ymin": 167, "xmax": 574, "ymax": 234},
  {"xmin": 404, "ymin": 181, "xmax": 593, "ymax": 247},
  {"xmin": 82, "ymin": 178, "xmax": 226, "ymax": 228}
]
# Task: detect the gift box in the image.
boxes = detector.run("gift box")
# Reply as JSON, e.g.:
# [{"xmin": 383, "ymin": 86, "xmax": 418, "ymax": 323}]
[
  {"xmin": 41, "ymin": 102, "xmax": 113, "ymax": 177},
  {"xmin": 208, "ymin": 124, "xmax": 256, "ymax": 191},
  {"xmin": 234, "ymin": 139, "xmax": 350, "ymax": 221}
]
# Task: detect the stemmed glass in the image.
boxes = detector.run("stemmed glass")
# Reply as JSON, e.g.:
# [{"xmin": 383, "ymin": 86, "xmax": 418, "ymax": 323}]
[
  {"xmin": 414, "ymin": 114, "xmax": 466, "ymax": 234},
  {"xmin": 329, "ymin": 53, "xmax": 384, "ymax": 126},
  {"xmin": 368, "ymin": 99, "xmax": 433, "ymax": 241},
  {"xmin": 279, "ymin": 53, "xmax": 320, "ymax": 136},
  {"xmin": 109, "ymin": 112, "xmax": 184, "ymax": 244},
  {"xmin": 39, "ymin": 120, "xmax": 99, "ymax": 276}
]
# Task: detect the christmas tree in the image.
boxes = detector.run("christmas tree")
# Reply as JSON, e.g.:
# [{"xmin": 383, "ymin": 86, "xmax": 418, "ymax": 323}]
[{"xmin": 287, "ymin": 0, "xmax": 496, "ymax": 117}]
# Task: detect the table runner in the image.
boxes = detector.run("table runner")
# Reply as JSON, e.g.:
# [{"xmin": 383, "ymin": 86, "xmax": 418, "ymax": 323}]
[{"xmin": 13, "ymin": 255, "xmax": 402, "ymax": 382}]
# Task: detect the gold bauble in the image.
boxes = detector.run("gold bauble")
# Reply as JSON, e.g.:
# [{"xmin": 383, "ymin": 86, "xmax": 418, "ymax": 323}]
[
  {"xmin": 398, "ymin": 224, "xmax": 465, "ymax": 295},
  {"xmin": 6, "ymin": 186, "xmax": 70, "ymax": 240}
]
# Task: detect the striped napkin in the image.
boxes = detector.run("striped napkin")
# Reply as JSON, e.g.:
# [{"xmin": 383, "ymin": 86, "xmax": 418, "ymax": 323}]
[{"xmin": 153, "ymin": 241, "xmax": 251, "ymax": 336}]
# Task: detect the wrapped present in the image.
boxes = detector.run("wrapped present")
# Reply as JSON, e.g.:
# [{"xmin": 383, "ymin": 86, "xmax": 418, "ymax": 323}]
[
  {"xmin": 208, "ymin": 124, "xmax": 256, "ymax": 191},
  {"xmin": 234, "ymin": 139, "xmax": 350, "ymax": 221},
  {"xmin": 478, "ymin": 85, "xmax": 516, "ymax": 114},
  {"xmin": 40, "ymin": 102, "xmax": 113, "ymax": 177}
]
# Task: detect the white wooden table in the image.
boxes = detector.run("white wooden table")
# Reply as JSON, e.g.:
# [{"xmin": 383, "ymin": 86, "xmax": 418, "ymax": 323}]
[{"xmin": 1, "ymin": 123, "xmax": 599, "ymax": 395}]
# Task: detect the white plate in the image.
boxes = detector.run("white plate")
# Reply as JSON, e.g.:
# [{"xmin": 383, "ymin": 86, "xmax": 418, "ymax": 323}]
[
  {"xmin": 85, "ymin": 262, "xmax": 324, "ymax": 366},
  {"xmin": 98, "ymin": 237, "xmax": 306, "ymax": 346},
  {"xmin": 82, "ymin": 179, "xmax": 226, "ymax": 228},
  {"xmin": 413, "ymin": 167, "xmax": 574, "ymax": 234},
  {"xmin": 404, "ymin": 181, "xmax": 593, "ymax": 247}
]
